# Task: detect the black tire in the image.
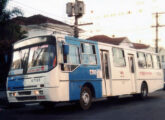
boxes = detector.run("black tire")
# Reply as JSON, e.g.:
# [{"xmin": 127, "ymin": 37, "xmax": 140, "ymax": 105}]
[
  {"xmin": 40, "ymin": 102, "xmax": 55, "ymax": 110},
  {"xmin": 80, "ymin": 86, "xmax": 92, "ymax": 110},
  {"xmin": 140, "ymin": 83, "xmax": 148, "ymax": 99}
]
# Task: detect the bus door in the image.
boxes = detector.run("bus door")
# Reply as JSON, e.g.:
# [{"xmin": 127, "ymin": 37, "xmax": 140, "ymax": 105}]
[
  {"xmin": 128, "ymin": 54, "xmax": 136, "ymax": 93},
  {"xmin": 100, "ymin": 50, "xmax": 110, "ymax": 96}
]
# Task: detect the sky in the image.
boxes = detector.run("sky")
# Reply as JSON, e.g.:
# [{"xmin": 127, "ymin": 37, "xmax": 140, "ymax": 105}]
[{"xmin": 7, "ymin": 0, "xmax": 165, "ymax": 47}]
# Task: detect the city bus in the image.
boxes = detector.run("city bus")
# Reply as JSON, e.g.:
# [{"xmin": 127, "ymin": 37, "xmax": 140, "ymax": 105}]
[{"xmin": 7, "ymin": 34, "xmax": 164, "ymax": 110}]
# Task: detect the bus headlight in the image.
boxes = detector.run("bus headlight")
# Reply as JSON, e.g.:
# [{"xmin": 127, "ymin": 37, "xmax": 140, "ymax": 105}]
[
  {"xmin": 13, "ymin": 92, "xmax": 16, "ymax": 97},
  {"xmin": 34, "ymin": 90, "xmax": 39, "ymax": 95},
  {"xmin": 9, "ymin": 92, "xmax": 16, "ymax": 97}
]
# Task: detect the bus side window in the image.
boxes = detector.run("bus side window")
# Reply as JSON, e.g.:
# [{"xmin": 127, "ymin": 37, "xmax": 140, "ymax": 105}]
[
  {"xmin": 153, "ymin": 55, "xmax": 161, "ymax": 69},
  {"xmin": 62, "ymin": 45, "xmax": 80, "ymax": 71},
  {"xmin": 67, "ymin": 45, "xmax": 80, "ymax": 65},
  {"xmin": 146, "ymin": 54, "xmax": 153, "ymax": 68},
  {"xmin": 81, "ymin": 43, "xmax": 97, "ymax": 65},
  {"xmin": 57, "ymin": 42, "xmax": 64, "ymax": 64},
  {"xmin": 112, "ymin": 47, "xmax": 126, "ymax": 67},
  {"xmin": 137, "ymin": 52, "xmax": 146, "ymax": 68}
]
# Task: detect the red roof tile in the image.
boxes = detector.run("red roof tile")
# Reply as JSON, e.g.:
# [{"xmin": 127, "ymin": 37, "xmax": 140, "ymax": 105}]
[
  {"xmin": 133, "ymin": 43, "xmax": 149, "ymax": 49},
  {"xmin": 87, "ymin": 35, "xmax": 127, "ymax": 45}
]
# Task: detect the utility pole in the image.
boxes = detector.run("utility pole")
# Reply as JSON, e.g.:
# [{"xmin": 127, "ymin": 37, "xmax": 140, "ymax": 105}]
[
  {"xmin": 152, "ymin": 12, "xmax": 165, "ymax": 53},
  {"xmin": 66, "ymin": 0, "xmax": 84, "ymax": 38},
  {"xmin": 74, "ymin": 9, "xmax": 79, "ymax": 38},
  {"xmin": 73, "ymin": 0, "xmax": 80, "ymax": 38},
  {"xmin": 66, "ymin": 0, "xmax": 92, "ymax": 38}
]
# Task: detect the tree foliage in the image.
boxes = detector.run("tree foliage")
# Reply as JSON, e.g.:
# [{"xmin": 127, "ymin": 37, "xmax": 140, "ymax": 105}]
[
  {"xmin": 0, "ymin": 0, "xmax": 27, "ymax": 89},
  {"xmin": 0, "ymin": 0, "xmax": 26, "ymax": 45}
]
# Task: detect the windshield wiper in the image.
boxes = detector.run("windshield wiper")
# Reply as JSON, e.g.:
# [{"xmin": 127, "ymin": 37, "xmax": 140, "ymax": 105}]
[{"xmin": 32, "ymin": 48, "xmax": 44, "ymax": 66}]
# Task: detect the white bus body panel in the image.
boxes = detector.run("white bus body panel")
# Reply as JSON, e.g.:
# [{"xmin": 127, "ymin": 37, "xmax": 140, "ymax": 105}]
[{"xmin": 98, "ymin": 42, "xmax": 163, "ymax": 97}]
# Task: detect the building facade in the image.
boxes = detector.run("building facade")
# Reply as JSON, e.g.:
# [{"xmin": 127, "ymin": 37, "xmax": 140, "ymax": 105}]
[{"xmin": 12, "ymin": 14, "xmax": 75, "ymax": 38}]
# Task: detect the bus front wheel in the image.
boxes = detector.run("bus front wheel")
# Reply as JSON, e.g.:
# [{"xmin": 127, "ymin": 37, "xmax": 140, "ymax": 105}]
[{"xmin": 80, "ymin": 86, "xmax": 92, "ymax": 110}]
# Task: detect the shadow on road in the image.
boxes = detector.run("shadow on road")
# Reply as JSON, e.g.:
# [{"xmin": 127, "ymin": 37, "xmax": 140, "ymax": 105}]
[
  {"xmin": 24, "ymin": 94, "xmax": 161, "ymax": 115},
  {"xmin": 1, "ymin": 92, "xmax": 164, "ymax": 120}
]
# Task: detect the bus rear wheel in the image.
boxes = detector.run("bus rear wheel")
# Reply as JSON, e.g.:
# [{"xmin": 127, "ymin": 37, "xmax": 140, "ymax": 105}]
[
  {"xmin": 133, "ymin": 83, "xmax": 148, "ymax": 99},
  {"xmin": 140, "ymin": 83, "xmax": 148, "ymax": 99},
  {"xmin": 80, "ymin": 86, "xmax": 92, "ymax": 110}
]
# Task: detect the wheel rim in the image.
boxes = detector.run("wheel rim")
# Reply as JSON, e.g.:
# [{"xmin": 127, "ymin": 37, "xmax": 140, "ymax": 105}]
[{"xmin": 82, "ymin": 91, "xmax": 90, "ymax": 106}]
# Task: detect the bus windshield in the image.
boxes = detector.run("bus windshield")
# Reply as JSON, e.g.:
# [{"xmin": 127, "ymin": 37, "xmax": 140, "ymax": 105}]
[
  {"xmin": 9, "ymin": 44, "xmax": 56, "ymax": 76},
  {"xmin": 10, "ymin": 49, "xmax": 29, "ymax": 75}
]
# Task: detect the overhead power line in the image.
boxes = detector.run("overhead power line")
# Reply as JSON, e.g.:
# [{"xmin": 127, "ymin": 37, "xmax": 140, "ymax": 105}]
[{"xmin": 10, "ymin": 0, "xmax": 69, "ymax": 23}]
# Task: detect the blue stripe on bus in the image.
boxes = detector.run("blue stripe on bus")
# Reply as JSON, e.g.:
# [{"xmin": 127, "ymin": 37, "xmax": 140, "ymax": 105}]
[
  {"xmin": 65, "ymin": 36, "xmax": 102, "ymax": 101},
  {"xmin": 8, "ymin": 76, "xmax": 24, "ymax": 91},
  {"xmin": 69, "ymin": 66, "xmax": 102, "ymax": 100}
]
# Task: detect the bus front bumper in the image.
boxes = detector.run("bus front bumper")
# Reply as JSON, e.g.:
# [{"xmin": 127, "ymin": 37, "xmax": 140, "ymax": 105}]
[{"xmin": 7, "ymin": 88, "xmax": 49, "ymax": 103}]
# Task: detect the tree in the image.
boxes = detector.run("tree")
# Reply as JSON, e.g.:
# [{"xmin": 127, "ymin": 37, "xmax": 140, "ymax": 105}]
[
  {"xmin": 0, "ymin": 0, "xmax": 27, "ymax": 89},
  {"xmin": 0, "ymin": 0, "xmax": 26, "ymax": 42}
]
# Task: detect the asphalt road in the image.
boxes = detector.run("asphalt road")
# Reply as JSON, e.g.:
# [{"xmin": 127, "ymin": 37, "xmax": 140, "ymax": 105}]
[{"xmin": 1, "ymin": 90, "xmax": 165, "ymax": 120}]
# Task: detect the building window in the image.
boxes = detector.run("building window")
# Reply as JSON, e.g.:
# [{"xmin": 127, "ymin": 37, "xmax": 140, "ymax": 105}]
[
  {"xmin": 146, "ymin": 54, "xmax": 153, "ymax": 68},
  {"xmin": 81, "ymin": 43, "xmax": 97, "ymax": 65},
  {"xmin": 112, "ymin": 47, "xmax": 126, "ymax": 67},
  {"xmin": 137, "ymin": 52, "xmax": 146, "ymax": 68}
]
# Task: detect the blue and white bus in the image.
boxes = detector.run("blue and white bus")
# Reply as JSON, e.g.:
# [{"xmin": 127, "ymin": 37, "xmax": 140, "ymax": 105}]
[{"xmin": 7, "ymin": 34, "xmax": 164, "ymax": 110}]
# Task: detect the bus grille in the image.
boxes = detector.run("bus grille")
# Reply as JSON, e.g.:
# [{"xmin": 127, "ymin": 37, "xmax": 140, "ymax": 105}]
[
  {"xmin": 18, "ymin": 91, "xmax": 31, "ymax": 95},
  {"xmin": 16, "ymin": 96, "xmax": 37, "ymax": 101}
]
